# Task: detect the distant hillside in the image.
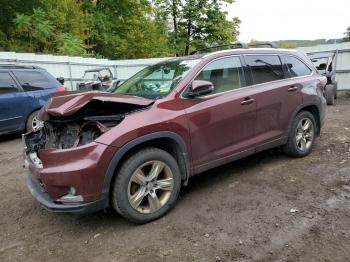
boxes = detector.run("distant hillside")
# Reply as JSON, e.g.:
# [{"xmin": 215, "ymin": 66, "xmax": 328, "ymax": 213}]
[{"xmin": 266, "ymin": 39, "xmax": 344, "ymax": 48}]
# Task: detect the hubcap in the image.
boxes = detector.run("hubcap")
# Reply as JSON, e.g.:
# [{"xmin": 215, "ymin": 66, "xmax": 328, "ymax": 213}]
[
  {"xmin": 32, "ymin": 115, "xmax": 44, "ymax": 132},
  {"xmin": 295, "ymin": 118, "xmax": 314, "ymax": 152},
  {"xmin": 127, "ymin": 160, "xmax": 174, "ymax": 214}
]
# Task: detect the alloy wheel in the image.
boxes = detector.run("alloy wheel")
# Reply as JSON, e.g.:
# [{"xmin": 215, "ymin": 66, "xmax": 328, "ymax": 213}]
[
  {"xmin": 31, "ymin": 115, "xmax": 44, "ymax": 132},
  {"xmin": 127, "ymin": 160, "xmax": 174, "ymax": 214},
  {"xmin": 295, "ymin": 118, "xmax": 314, "ymax": 152}
]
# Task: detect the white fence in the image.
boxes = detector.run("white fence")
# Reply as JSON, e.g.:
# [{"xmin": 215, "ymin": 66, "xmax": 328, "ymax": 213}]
[
  {"xmin": 2, "ymin": 44, "xmax": 350, "ymax": 91},
  {"xmin": 298, "ymin": 42, "xmax": 350, "ymax": 91},
  {"xmin": 0, "ymin": 52, "xmax": 168, "ymax": 90}
]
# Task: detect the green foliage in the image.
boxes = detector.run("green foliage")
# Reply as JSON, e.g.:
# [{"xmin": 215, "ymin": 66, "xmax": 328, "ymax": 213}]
[
  {"xmin": 278, "ymin": 41, "xmax": 298, "ymax": 49},
  {"xmin": 344, "ymin": 26, "xmax": 350, "ymax": 42},
  {"xmin": 153, "ymin": 0, "xmax": 240, "ymax": 55},
  {"xmin": 56, "ymin": 33, "xmax": 86, "ymax": 56},
  {"xmin": 1, "ymin": 0, "xmax": 240, "ymax": 58}
]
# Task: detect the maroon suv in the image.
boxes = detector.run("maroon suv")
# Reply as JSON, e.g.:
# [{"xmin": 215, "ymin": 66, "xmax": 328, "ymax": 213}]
[{"xmin": 24, "ymin": 47, "xmax": 327, "ymax": 223}]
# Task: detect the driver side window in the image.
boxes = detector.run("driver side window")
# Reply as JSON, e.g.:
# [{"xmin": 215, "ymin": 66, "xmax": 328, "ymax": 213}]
[{"xmin": 195, "ymin": 56, "xmax": 245, "ymax": 94}]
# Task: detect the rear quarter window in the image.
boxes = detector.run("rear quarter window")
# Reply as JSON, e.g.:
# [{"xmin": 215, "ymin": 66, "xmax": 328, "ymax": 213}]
[
  {"xmin": 285, "ymin": 56, "xmax": 312, "ymax": 77},
  {"xmin": 13, "ymin": 70, "xmax": 60, "ymax": 91}
]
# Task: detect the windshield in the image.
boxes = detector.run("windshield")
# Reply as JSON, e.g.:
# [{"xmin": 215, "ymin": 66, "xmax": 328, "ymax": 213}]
[
  {"xmin": 114, "ymin": 59, "xmax": 200, "ymax": 99},
  {"xmin": 83, "ymin": 71, "xmax": 100, "ymax": 81}
]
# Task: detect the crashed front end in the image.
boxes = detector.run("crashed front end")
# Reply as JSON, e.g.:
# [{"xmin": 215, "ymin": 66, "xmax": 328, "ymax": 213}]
[{"xmin": 23, "ymin": 92, "xmax": 153, "ymax": 214}]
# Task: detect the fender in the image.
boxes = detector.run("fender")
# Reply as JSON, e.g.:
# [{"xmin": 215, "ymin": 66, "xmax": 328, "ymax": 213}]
[{"xmin": 102, "ymin": 131, "xmax": 191, "ymax": 196}]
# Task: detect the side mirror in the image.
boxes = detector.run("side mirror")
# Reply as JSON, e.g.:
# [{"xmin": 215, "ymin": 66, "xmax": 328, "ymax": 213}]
[
  {"xmin": 57, "ymin": 77, "xmax": 65, "ymax": 85},
  {"xmin": 187, "ymin": 80, "xmax": 214, "ymax": 98}
]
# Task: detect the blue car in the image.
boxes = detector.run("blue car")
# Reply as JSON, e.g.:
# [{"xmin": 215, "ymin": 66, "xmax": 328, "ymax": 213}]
[{"xmin": 0, "ymin": 65, "xmax": 65, "ymax": 135}]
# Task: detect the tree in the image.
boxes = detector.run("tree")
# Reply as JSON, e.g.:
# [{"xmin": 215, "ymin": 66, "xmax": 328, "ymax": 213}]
[
  {"xmin": 278, "ymin": 41, "xmax": 298, "ymax": 49},
  {"xmin": 11, "ymin": 0, "xmax": 89, "ymax": 56},
  {"xmin": 153, "ymin": 0, "xmax": 240, "ymax": 55},
  {"xmin": 79, "ymin": 0, "xmax": 171, "ymax": 59},
  {"xmin": 1, "ymin": 0, "xmax": 241, "ymax": 59},
  {"xmin": 344, "ymin": 26, "xmax": 350, "ymax": 42},
  {"xmin": 0, "ymin": 0, "xmax": 39, "ymax": 50}
]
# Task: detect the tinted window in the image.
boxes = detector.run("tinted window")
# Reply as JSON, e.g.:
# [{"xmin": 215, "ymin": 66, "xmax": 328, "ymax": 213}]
[
  {"xmin": 285, "ymin": 56, "xmax": 312, "ymax": 77},
  {"xmin": 245, "ymin": 55, "xmax": 284, "ymax": 85},
  {"xmin": 0, "ymin": 72, "xmax": 18, "ymax": 94},
  {"xmin": 13, "ymin": 71, "xmax": 56, "ymax": 91},
  {"xmin": 195, "ymin": 56, "xmax": 245, "ymax": 94}
]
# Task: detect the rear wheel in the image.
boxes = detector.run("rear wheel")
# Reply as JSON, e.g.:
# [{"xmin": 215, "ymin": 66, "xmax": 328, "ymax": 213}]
[
  {"xmin": 111, "ymin": 148, "xmax": 181, "ymax": 223},
  {"xmin": 283, "ymin": 111, "xmax": 316, "ymax": 158},
  {"xmin": 26, "ymin": 110, "xmax": 43, "ymax": 132}
]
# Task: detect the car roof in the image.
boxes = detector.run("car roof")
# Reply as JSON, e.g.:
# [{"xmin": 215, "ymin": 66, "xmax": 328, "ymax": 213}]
[
  {"xmin": 202, "ymin": 48, "xmax": 299, "ymax": 58},
  {"xmin": 162, "ymin": 48, "xmax": 301, "ymax": 64}
]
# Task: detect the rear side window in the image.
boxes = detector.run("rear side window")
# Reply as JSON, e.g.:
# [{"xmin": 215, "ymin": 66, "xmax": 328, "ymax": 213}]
[
  {"xmin": 13, "ymin": 71, "xmax": 57, "ymax": 91},
  {"xmin": 285, "ymin": 56, "xmax": 312, "ymax": 77},
  {"xmin": 245, "ymin": 55, "xmax": 285, "ymax": 85},
  {"xmin": 195, "ymin": 56, "xmax": 245, "ymax": 94},
  {"xmin": 0, "ymin": 72, "xmax": 18, "ymax": 94}
]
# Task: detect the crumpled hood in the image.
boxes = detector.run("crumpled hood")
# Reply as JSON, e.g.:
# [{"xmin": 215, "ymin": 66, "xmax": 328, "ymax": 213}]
[{"xmin": 43, "ymin": 91, "xmax": 154, "ymax": 117}]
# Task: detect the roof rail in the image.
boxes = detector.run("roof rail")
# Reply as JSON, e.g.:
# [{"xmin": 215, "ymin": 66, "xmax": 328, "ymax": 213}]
[
  {"xmin": 0, "ymin": 64, "xmax": 42, "ymax": 69},
  {"xmin": 190, "ymin": 41, "xmax": 249, "ymax": 55},
  {"xmin": 248, "ymin": 41, "xmax": 278, "ymax": 48}
]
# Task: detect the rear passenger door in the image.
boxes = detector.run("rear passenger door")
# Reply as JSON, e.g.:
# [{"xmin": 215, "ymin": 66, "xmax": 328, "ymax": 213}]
[
  {"xmin": 0, "ymin": 71, "xmax": 28, "ymax": 132},
  {"xmin": 244, "ymin": 54, "xmax": 302, "ymax": 145},
  {"xmin": 12, "ymin": 70, "xmax": 57, "ymax": 105},
  {"xmin": 183, "ymin": 56, "xmax": 258, "ymax": 173}
]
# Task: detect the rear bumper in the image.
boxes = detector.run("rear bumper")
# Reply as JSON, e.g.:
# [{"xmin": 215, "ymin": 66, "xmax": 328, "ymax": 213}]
[{"xmin": 27, "ymin": 172, "xmax": 108, "ymax": 214}]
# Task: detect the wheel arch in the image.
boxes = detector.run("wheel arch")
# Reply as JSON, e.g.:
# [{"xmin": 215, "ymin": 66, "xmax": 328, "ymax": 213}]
[
  {"xmin": 102, "ymin": 131, "xmax": 191, "ymax": 198},
  {"xmin": 24, "ymin": 107, "xmax": 42, "ymax": 132},
  {"xmin": 288, "ymin": 103, "xmax": 321, "ymax": 136}
]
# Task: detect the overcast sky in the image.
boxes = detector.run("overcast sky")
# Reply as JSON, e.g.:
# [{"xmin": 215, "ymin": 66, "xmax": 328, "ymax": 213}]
[{"xmin": 226, "ymin": 0, "xmax": 349, "ymax": 42}]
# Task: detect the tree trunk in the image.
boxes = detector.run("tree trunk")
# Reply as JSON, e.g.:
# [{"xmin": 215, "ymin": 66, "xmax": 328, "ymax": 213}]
[
  {"xmin": 184, "ymin": 0, "xmax": 192, "ymax": 55},
  {"xmin": 172, "ymin": 0, "xmax": 178, "ymax": 56}
]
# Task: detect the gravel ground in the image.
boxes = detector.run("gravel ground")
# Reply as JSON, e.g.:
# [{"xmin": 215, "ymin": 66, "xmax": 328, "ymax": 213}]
[{"xmin": 0, "ymin": 94, "xmax": 350, "ymax": 262}]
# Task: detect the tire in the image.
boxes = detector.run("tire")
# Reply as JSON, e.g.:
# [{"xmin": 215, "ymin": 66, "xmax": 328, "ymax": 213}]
[
  {"xmin": 283, "ymin": 111, "xmax": 316, "ymax": 158},
  {"xmin": 26, "ymin": 110, "xmax": 43, "ymax": 132},
  {"xmin": 325, "ymin": 84, "xmax": 335, "ymax": 105},
  {"xmin": 111, "ymin": 147, "xmax": 181, "ymax": 224}
]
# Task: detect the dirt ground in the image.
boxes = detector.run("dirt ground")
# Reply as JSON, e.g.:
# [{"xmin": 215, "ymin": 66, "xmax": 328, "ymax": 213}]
[{"xmin": 1, "ymin": 94, "xmax": 350, "ymax": 262}]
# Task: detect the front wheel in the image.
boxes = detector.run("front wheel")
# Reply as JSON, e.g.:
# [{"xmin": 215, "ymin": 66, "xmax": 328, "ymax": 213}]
[
  {"xmin": 26, "ymin": 110, "xmax": 43, "ymax": 132},
  {"xmin": 111, "ymin": 148, "xmax": 181, "ymax": 223},
  {"xmin": 283, "ymin": 111, "xmax": 316, "ymax": 158}
]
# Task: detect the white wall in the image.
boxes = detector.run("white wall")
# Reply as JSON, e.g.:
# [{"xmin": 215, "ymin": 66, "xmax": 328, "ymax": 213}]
[{"xmin": 0, "ymin": 52, "xmax": 169, "ymax": 90}]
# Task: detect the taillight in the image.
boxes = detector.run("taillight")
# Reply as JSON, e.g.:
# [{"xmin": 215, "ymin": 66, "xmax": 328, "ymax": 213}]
[{"xmin": 56, "ymin": 86, "xmax": 65, "ymax": 92}]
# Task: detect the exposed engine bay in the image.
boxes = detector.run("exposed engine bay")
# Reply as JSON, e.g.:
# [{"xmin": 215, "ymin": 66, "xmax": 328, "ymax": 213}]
[{"xmin": 24, "ymin": 99, "xmax": 151, "ymax": 152}]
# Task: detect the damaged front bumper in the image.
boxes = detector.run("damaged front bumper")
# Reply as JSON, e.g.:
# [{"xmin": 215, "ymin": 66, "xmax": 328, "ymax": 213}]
[
  {"xmin": 23, "ymin": 133, "xmax": 116, "ymax": 214},
  {"xmin": 27, "ymin": 172, "xmax": 108, "ymax": 214}
]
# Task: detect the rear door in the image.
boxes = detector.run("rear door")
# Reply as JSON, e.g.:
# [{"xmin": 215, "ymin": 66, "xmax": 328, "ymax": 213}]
[
  {"xmin": 0, "ymin": 71, "xmax": 28, "ymax": 133},
  {"xmin": 12, "ymin": 70, "xmax": 59, "ymax": 111},
  {"xmin": 243, "ymin": 54, "xmax": 303, "ymax": 145},
  {"xmin": 182, "ymin": 56, "xmax": 258, "ymax": 173}
]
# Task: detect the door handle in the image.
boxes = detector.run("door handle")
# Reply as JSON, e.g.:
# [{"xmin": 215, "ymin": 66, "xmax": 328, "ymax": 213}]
[
  {"xmin": 241, "ymin": 97, "xmax": 255, "ymax": 105},
  {"xmin": 288, "ymin": 86, "xmax": 298, "ymax": 92}
]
